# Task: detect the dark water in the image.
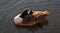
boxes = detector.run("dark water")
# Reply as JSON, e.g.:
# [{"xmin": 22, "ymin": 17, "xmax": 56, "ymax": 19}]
[{"xmin": 0, "ymin": 0, "xmax": 60, "ymax": 33}]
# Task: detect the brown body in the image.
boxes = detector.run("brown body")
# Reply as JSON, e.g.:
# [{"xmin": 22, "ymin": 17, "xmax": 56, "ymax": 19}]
[{"xmin": 14, "ymin": 11, "xmax": 49, "ymax": 26}]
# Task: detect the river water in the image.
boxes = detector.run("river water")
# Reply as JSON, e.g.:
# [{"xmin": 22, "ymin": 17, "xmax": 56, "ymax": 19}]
[{"xmin": 0, "ymin": 0, "xmax": 60, "ymax": 33}]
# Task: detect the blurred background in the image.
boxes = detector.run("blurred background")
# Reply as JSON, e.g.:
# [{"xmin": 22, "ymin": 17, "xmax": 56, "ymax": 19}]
[{"xmin": 0, "ymin": 0, "xmax": 60, "ymax": 33}]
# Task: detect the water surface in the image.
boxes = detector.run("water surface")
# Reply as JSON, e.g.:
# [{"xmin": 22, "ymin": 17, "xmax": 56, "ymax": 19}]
[{"xmin": 0, "ymin": 0, "xmax": 60, "ymax": 33}]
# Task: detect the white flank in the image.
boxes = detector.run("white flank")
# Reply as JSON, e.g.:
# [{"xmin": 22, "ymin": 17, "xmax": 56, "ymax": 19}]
[{"xmin": 14, "ymin": 14, "xmax": 23, "ymax": 24}]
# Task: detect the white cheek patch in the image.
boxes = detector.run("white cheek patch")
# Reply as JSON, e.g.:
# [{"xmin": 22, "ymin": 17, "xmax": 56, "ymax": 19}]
[{"xmin": 28, "ymin": 10, "xmax": 30, "ymax": 14}]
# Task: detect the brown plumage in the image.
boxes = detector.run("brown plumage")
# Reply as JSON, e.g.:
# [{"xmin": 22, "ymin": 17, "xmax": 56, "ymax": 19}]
[{"xmin": 14, "ymin": 11, "xmax": 49, "ymax": 26}]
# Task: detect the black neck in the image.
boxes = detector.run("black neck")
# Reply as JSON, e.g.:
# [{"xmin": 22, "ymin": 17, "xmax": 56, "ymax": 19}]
[{"xmin": 19, "ymin": 10, "xmax": 33, "ymax": 18}]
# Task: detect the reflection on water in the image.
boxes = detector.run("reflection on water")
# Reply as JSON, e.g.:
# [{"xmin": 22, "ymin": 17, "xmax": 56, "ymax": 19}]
[{"xmin": 15, "ymin": 19, "xmax": 48, "ymax": 29}]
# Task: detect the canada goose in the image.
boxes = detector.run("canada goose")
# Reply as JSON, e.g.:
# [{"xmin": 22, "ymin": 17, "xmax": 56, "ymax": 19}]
[{"xmin": 14, "ymin": 10, "xmax": 49, "ymax": 26}]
